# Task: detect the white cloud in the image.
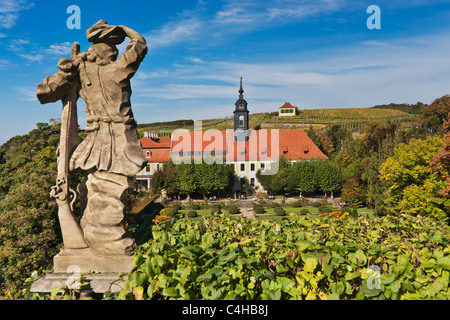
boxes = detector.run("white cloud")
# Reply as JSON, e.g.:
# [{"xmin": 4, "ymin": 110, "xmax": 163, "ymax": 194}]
[
  {"xmin": 14, "ymin": 86, "xmax": 36, "ymax": 101},
  {"xmin": 7, "ymin": 38, "xmax": 29, "ymax": 51},
  {"xmin": 45, "ymin": 42, "xmax": 72, "ymax": 56},
  {"xmin": 146, "ymin": 17, "xmax": 202, "ymax": 50},
  {"xmin": 135, "ymin": 31, "xmax": 450, "ymax": 113},
  {"xmin": 145, "ymin": 0, "xmax": 349, "ymax": 51},
  {"xmin": 0, "ymin": 0, "xmax": 34, "ymax": 29},
  {"xmin": 0, "ymin": 58, "xmax": 9, "ymax": 68},
  {"xmin": 19, "ymin": 53, "xmax": 43, "ymax": 63}
]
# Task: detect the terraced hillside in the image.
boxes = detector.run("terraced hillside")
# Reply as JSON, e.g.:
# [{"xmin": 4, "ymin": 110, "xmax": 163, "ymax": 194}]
[{"xmin": 137, "ymin": 104, "xmax": 422, "ymax": 136}]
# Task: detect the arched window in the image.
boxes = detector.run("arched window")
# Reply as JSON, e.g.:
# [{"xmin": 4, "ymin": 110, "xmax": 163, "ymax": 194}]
[{"xmin": 146, "ymin": 151, "xmax": 151, "ymax": 158}]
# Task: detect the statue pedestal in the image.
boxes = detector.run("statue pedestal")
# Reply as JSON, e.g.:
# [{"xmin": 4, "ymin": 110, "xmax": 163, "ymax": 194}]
[
  {"xmin": 53, "ymin": 248, "xmax": 133, "ymax": 273},
  {"xmin": 30, "ymin": 272, "xmax": 128, "ymax": 294},
  {"xmin": 30, "ymin": 248, "xmax": 132, "ymax": 295}
]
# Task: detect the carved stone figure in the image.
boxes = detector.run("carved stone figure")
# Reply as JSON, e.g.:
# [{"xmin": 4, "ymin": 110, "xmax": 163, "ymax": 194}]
[{"xmin": 36, "ymin": 20, "xmax": 148, "ymax": 273}]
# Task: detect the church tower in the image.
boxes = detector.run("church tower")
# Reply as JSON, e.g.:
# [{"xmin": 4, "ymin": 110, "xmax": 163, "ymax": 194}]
[{"xmin": 234, "ymin": 76, "xmax": 250, "ymax": 142}]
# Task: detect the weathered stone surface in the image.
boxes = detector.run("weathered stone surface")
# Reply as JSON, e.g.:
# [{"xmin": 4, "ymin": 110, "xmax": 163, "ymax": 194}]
[
  {"xmin": 30, "ymin": 272, "xmax": 128, "ymax": 294},
  {"xmin": 35, "ymin": 20, "xmax": 148, "ymax": 276}
]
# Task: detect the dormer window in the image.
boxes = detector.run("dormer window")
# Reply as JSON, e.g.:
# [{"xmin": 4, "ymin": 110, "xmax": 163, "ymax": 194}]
[
  {"xmin": 239, "ymin": 103, "xmax": 244, "ymax": 109},
  {"xmin": 146, "ymin": 151, "xmax": 151, "ymax": 158}
]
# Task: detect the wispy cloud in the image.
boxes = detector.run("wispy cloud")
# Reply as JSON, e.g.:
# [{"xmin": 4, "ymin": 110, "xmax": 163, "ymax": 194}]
[
  {"xmin": 135, "ymin": 31, "xmax": 450, "ymax": 114},
  {"xmin": 7, "ymin": 38, "xmax": 30, "ymax": 51},
  {"xmin": 146, "ymin": 17, "xmax": 202, "ymax": 50},
  {"xmin": 45, "ymin": 42, "xmax": 72, "ymax": 56},
  {"xmin": 0, "ymin": 0, "xmax": 34, "ymax": 29},
  {"xmin": 145, "ymin": 0, "xmax": 349, "ymax": 51},
  {"xmin": 19, "ymin": 53, "xmax": 43, "ymax": 63},
  {"xmin": 14, "ymin": 86, "xmax": 36, "ymax": 101}
]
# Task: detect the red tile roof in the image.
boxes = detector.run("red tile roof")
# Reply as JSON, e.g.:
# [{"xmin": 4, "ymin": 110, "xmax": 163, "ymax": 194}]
[
  {"xmin": 140, "ymin": 136, "xmax": 172, "ymax": 163},
  {"xmin": 279, "ymin": 102, "xmax": 297, "ymax": 109},
  {"xmin": 140, "ymin": 136, "xmax": 172, "ymax": 149},
  {"xmin": 146, "ymin": 149, "xmax": 171, "ymax": 163},
  {"xmin": 171, "ymin": 129, "xmax": 327, "ymax": 162}
]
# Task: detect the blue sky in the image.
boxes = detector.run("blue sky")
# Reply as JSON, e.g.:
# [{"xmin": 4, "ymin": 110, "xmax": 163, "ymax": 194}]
[{"xmin": 1, "ymin": 0, "xmax": 450, "ymax": 144}]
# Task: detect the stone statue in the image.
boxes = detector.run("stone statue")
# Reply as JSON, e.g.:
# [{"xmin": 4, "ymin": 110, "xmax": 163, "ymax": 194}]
[{"xmin": 36, "ymin": 20, "xmax": 148, "ymax": 273}]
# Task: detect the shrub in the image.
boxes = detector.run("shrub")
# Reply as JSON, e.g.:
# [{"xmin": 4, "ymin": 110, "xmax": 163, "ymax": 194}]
[
  {"xmin": 274, "ymin": 207, "xmax": 286, "ymax": 216},
  {"xmin": 299, "ymin": 208, "xmax": 310, "ymax": 215},
  {"xmin": 318, "ymin": 205, "xmax": 333, "ymax": 214},
  {"xmin": 351, "ymin": 207, "xmax": 358, "ymax": 218},
  {"xmin": 164, "ymin": 208, "xmax": 178, "ymax": 216},
  {"xmin": 269, "ymin": 202, "xmax": 280, "ymax": 208},
  {"xmin": 312, "ymin": 202, "xmax": 322, "ymax": 207},
  {"xmin": 253, "ymin": 205, "xmax": 265, "ymax": 214},
  {"xmin": 227, "ymin": 205, "xmax": 240, "ymax": 215},
  {"xmin": 171, "ymin": 202, "xmax": 182, "ymax": 211},
  {"xmin": 210, "ymin": 204, "xmax": 222, "ymax": 214},
  {"xmin": 341, "ymin": 207, "xmax": 352, "ymax": 214},
  {"xmin": 187, "ymin": 210, "xmax": 198, "ymax": 218},
  {"xmin": 191, "ymin": 203, "xmax": 201, "ymax": 210},
  {"xmin": 290, "ymin": 201, "xmax": 302, "ymax": 208}
]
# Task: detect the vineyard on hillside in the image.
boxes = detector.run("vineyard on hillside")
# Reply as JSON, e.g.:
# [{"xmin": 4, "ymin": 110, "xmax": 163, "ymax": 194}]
[{"xmin": 137, "ymin": 106, "xmax": 419, "ymax": 136}]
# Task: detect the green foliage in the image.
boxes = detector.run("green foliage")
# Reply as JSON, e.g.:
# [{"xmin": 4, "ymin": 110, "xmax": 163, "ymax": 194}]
[
  {"xmin": 318, "ymin": 205, "xmax": 333, "ymax": 214},
  {"xmin": 253, "ymin": 205, "xmax": 265, "ymax": 214},
  {"xmin": 187, "ymin": 211, "xmax": 198, "ymax": 218},
  {"xmin": 257, "ymin": 158, "xmax": 343, "ymax": 196},
  {"xmin": 227, "ymin": 205, "xmax": 240, "ymax": 215},
  {"xmin": 312, "ymin": 202, "xmax": 321, "ymax": 208},
  {"xmin": 114, "ymin": 213, "xmax": 450, "ymax": 300},
  {"xmin": 416, "ymin": 95, "xmax": 450, "ymax": 136},
  {"xmin": 190, "ymin": 203, "xmax": 201, "ymax": 210},
  {"xmin": 380, "ymin": 136, "xmax": 450, "ymax": 220},
  {"xmin": 164, "ymin": 208, "xmax": 178, "ymax": 217},
  {"xmin": 351, "ymin": 207, "xmax": 358, "ymax": 218},
  {"xmin": 176, "ymin": 161, "xmax": 236, "ymax": 198},
  {"xmin": 274, "ymin": 207, "xmax": 286, "ymax": 216},
  {"xmin": 290, "ymin": 201, "xmax": 301, "ymax": 208},
  {"xmin": 299, "ymin": 208, "xmax": 310, "ymax": 215},
  {"xmin": 0, "ymin": 121, "xmax": 65, "ymax": 299},
  {"xmin": 210, "ymin": 204, "xmax": 222, "ymax": 214}
]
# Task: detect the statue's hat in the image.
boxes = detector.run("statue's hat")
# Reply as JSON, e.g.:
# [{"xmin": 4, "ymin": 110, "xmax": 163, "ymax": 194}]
[{"xmin": 86, "ymin": 20, "xmax": 126, "ymax": 45}]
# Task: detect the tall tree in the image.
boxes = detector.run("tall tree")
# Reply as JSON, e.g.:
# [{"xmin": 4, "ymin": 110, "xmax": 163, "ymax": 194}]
[
  {"xmin": 417, "ymin": 95, "xmax": 450, "ymax": 135},
  {"xmin": 380, "ymin": 136, "xmax": 449, "ymax": 220},
  {"xmin": 429, "ymin": 112, "xmax": 450, "ymax": 198}
]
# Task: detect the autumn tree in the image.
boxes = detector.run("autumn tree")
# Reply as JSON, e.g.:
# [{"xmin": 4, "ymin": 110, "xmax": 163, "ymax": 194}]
[
  {"xmin": 380, "ymin": 136, "xmax": 450, "ymax": 220},
  {"xmin": 415, "ymin": 95, "xmax": 450, "ymax": 136},
  {"xmin": 429, "ymin": 112, "xmax": 450, "ymax": 198}
]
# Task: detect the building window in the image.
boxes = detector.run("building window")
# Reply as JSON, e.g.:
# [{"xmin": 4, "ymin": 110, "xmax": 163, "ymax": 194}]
[
  {"xmin": 146, "ymin": 151, "xmax": 151, "ymax": 158},
  {"xmin": 260, "ymin": 163, "xmax": 265, "ymax": 170},
  {"xmin": 251, "ymin": 163, "xmax": 255, "ymax": 171},
  {"xmin": 240, "ymin": 178, "xmax": 246, "ymax": 186},
  {"xmin": 156, "ymin": 164, "xmax": 160, "ymax": 171},
  {"xmin": 250, "ymin": 178, "xmax": 255, "ymax": 186},
  {"xmin": 145, "ymin": 164, "xmax": 150, "ymax": 173},
  {"xmin": 239, "ymin": 116, "xmax": 244, "ymax": 127},
  {"xmin": 240, "ymin": 163, "xmax": 245, "ymax": 171}
]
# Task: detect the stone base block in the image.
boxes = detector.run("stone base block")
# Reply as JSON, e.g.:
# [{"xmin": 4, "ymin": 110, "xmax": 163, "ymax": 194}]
[
  {"xmin": 53, "ymin": 248, "xmax": 133, "ymax": 273},
  {"xmin": 30, "ymin": 272, "xmax": 128, "ymax": 294}
]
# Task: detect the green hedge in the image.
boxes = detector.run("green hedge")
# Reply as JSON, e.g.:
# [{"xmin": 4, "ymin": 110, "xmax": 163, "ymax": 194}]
[{"xmin": 114, "ymin": 213, "xmax": 450, "ymax": 300}]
